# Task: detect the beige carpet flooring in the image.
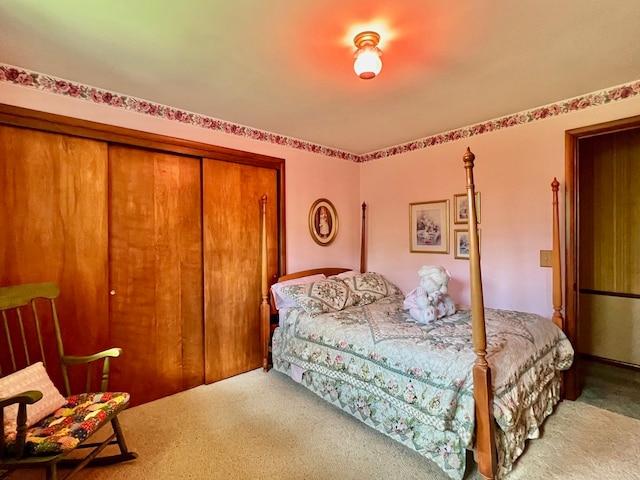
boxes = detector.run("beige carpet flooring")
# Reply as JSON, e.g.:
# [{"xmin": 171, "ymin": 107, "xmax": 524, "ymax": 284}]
[{"xmin": 16, "ymin": 368, "xmax": 640, "ymax": 480}]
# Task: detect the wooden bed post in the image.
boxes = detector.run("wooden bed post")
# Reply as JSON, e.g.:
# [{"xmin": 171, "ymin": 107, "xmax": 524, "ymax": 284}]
[
  {"xmin": 463, "ymin": 148, "xmax": 497, "ymax": 480},
  {"xmin": 260, "ymin": 194, "xmax": 271, "ymax": 371},
  {"xmin": 551, "ymin": 179, "xmax": 564, "ymax": 330},
  {"xmin": 360, "ymin": 202, "xmax": 367, "ymax": 273}
]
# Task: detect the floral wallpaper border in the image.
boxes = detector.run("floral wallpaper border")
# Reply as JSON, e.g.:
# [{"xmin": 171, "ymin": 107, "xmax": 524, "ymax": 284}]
[{"xmin": 2, "ymin": 63, "xmax": 639, "ymax": 163}]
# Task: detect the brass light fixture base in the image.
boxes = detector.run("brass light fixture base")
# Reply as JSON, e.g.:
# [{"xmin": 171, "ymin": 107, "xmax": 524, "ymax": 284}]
[{"xmin": 353, "ymin": 31, "xmax": 380, "ymax": 48}]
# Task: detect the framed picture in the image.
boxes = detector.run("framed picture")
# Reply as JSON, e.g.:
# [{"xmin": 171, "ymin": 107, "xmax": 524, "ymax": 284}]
[
  {"xmin": 309, "ymin": 198, "xmax": 338, "ymax": 246},
  {"xmin": 409, "ymin": 200, "xmax": 449, "ymax": 253},
  {"xmin": 454, "ymin": 228, "xmax": 481, "ymax": 259},
  {"xmin": 453, "ymin": 192, "xmax": 481, "ymax": 224}
]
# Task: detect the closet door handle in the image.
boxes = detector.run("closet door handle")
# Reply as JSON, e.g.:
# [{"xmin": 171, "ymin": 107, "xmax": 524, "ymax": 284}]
[{"xmin": 110, "ymin": 290, "xmax": 116, "ymax": 296}]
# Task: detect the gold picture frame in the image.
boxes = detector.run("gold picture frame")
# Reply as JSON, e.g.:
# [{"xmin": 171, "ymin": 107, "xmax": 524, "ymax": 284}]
[
  {"xmin": 309, "ymin": 198, "xmax": 338, "ymax": 246},
  {"xmin": 454, "ymin": 228, "xmax": 481, "ymax": 259},
  {"xmin": 453, "ymin": 192, "xmax": 481, "ymax": 225},
  {"xmin": 409, "ymin": 200, "xmax": 449, "ymax": 253}
]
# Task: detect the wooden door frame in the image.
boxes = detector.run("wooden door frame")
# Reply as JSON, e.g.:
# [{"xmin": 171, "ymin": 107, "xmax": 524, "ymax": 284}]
[{"xmin": 564, "ymin": 114, "xmax": 640, "ymax": 400}]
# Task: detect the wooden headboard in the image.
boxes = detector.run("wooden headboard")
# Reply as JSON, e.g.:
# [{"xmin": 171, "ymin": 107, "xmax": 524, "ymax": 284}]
[
  {"xmin": 259, "ymin": 199, "xmax": 369, "ymax": 370},
  {"xmin": 276, "ymin": 268, "xmax": 352, "ymax": 283}
]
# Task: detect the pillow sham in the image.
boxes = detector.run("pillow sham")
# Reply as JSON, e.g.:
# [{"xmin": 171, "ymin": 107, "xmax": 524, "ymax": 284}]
[
  {"xmin": 271, "ymin": 273, "xmax": 326, "ymax": 310},
  {"xmin": 279, "ymin": 277, "xmax": 356, "ymax": 316},
  {"xmin": 1, "ymin": 362, "xmax": 67, "ymax": 439},
  {"xmin": 341, "ymin": 272, "xmax": 403, "ymax": 307},
  {"xmin": 329, "ymin": 270, "xmax": 360, "ymax": 279}
]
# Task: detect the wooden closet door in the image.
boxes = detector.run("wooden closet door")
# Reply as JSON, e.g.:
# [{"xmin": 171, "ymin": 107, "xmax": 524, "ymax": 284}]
[
  {"xmin": 203, "ymin": 159, "xmax": 278, "ymax": 383},
  {"xmin": 108, "ymin": 145, "xmax": 204, "ymax": 406},
  {"xmin": 0, "ymin": 125, "xmax": 109, "ymax": 388}
]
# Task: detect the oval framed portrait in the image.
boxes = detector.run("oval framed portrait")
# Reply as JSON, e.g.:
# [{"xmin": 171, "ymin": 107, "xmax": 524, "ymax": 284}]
[{"xmin": 309, "ymin": 198, "xmax": 338, "ymax": 246}]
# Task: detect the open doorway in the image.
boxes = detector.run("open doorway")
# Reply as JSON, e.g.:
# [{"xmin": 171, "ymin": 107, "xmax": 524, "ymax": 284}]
[{"xmin": 565, "ymin": 116, "xmax": 640, "ymax": 412}]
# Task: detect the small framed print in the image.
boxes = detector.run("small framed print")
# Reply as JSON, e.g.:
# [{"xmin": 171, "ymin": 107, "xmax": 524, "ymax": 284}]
[
  {"xmin": 309, "ymin": 198, "xmax": 338, "ymax": 246},
  {"xmin": 409, "ymin": 200, "xmax": 449, "ymax": 253},
  {"xmin": 454, "ymin": 229, "xmax": 481, "ymax": 259},
  {"xmin": 454, "ymin": 192, "xmax": 481, "ymax": 225}
]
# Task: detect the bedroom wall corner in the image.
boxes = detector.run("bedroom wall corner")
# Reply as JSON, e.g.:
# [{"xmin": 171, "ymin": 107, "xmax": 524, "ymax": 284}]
[
  {"xmin": 283, "ymin": 153, "xmax": 361, "ymax": 274},
  {"xmin": 360, "ymin": 93, "xmax": 640, "ymax": 316}
]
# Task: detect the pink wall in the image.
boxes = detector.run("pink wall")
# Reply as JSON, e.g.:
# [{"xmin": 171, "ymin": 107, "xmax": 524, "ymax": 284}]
[{"xmin": 361, "ymin": 95, "xmax": 640, "ymax": 315}]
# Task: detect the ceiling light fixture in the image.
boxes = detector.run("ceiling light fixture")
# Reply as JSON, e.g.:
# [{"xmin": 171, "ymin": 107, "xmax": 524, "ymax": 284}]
[{"xmin": 353, "ymin": 31, "xmax": 382, "ymax": 80}]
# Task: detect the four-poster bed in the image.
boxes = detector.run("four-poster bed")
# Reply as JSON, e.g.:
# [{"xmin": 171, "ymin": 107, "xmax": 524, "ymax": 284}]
[{"xmin": 259, "ymin": 148, "xmax": 573, "ymax": 480}]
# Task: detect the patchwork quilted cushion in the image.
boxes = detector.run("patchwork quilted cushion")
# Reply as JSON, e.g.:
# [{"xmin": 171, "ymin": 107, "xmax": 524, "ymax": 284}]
[
  {"xmin": 3, "ymin": 391, "xmax": 130, "ymax": 457},
  {"xmin": 341, "ymin": 272, "xmax": 403, "ymax": 306},
  {"xmin": 279, "ymin": 277, "xmax": 356, "ymax": 316}
]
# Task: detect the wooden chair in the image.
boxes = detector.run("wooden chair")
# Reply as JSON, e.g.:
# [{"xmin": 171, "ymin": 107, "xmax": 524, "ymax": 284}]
[{"xmin": 0, "ymin": 282, "xmax": 137, "ymax": 480}]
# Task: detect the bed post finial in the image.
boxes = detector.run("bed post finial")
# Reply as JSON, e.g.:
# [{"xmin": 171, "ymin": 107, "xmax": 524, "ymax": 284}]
[{"xmin": 463, "ymin": 146, "xmax": 475, "ymax": 167}]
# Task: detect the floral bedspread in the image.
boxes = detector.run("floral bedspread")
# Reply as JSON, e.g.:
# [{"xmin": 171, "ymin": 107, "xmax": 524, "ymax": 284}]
[{"xmin": 272, "ymin": 294, "xmax": 574, "ymax": 479}]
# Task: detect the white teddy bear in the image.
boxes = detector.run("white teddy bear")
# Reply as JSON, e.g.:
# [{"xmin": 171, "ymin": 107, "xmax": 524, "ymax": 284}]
[{"xmin": 403, "ymin": 265, "xmax": 456, "ymax": 324}]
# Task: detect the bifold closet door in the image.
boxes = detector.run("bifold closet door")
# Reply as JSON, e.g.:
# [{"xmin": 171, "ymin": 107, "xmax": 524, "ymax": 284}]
[
  {"xmin": 0, "ymin": 125, "xmax": 109, "ymax": 390},
  {"xmin": 108, "ymin": 145, "xmax": 204, "ymax": 405},
  {"xmin": 203, "ymin": 159, "xmax": 278, "ymax": 383}
]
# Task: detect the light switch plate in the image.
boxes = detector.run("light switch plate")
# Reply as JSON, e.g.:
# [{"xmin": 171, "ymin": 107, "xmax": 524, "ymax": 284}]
[{"xmin": 539, "ymin": 250, "xmax": 552, "ymax": 267}]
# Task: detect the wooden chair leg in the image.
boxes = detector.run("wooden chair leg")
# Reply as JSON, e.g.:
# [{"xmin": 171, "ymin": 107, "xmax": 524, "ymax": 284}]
[
  {"xmin": 47, "ymin": 464, "xmax": 57, "ymax": 480},
  {"xmin": 111, "ymin": 416, "xmax": 130, "ymax": 454}
]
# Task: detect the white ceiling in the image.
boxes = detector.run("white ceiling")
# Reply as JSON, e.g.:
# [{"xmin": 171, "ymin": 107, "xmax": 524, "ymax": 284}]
[{"xmin": 1, "ymin": 0, "xmax": 639, "ymax": 155}]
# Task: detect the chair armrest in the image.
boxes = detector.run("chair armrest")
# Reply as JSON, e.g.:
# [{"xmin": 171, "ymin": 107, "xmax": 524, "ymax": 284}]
[
  {"xmin": 0, "ymin": 390, "xmax": 43, "ymax": 409},
  {"xmin": 61, "ymin": 348, "xmax": 123, "ymax": 394},
  {"xmin": 62, "ymin": 347, "xmax": 122, "ymax": 365},
  {"xmin": 0, "ymin": 390, "xmax": 43, "ymax": 460}
]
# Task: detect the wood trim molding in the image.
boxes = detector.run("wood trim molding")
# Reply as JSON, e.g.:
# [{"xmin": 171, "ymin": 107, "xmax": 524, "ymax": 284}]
[
  {"xmin": 580, "ymin": 353, "xmax": 640, "ymax": 373},
  {"xmin": 564, "ymin": 113, "xmax": 640, "ymax": 400},
  {"xmin": 0, "ymin": 103, "xmax": 284, "ymax": 168}
]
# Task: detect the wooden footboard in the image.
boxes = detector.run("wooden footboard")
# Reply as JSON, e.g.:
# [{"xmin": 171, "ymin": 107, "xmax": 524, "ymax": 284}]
[
  {"xmin": 464, "ymin": 148, "xmax": 564, "ymax": 480},
  {"xmin": 463, "ymin": 148, "xmax": 497, "ymax": 479}
]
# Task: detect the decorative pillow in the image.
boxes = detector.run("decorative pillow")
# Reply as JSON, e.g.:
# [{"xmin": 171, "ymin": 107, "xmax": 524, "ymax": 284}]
[
  {"xmin": 1, "ymin": 362, "xmax": 67, "ymax": 439},
  {"xmin": 341, "ymin": 272, "xmax": 403, "ymax": 307},
  {"xmin": 329, "ymin": 270, "xmax": 360, "ymax": 279},
  {"xmin": 271, "ymin": 274, "xmax": 326, "ymax": 310},
  {"xmin": 279, "ymin": 277, "xmax": 356, "ymax": 316}
]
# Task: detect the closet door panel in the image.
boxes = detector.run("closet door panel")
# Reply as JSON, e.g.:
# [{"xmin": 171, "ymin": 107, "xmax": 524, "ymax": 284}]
[
  {"xmin": 203, "ymin": 159, "xmax": 278, "ymax": 382},
  {"xmin": 578, "ymin": 129, "xmax": 640, "ymax": 365},
  {"xmin": 0, "ymin": 125, "xmax": 109, "ymax": 389},
  {"xmin": 108, "ymin": 145, "xmax": 203, "ymax": 405}
]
